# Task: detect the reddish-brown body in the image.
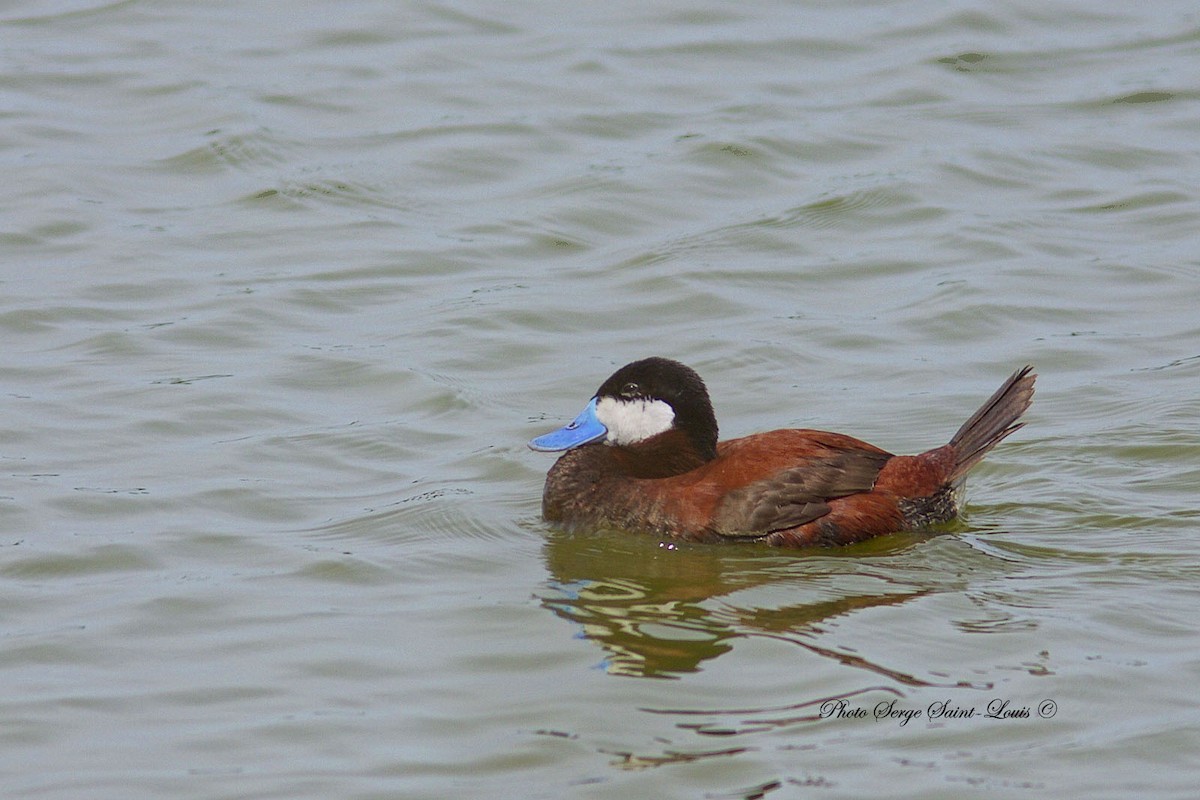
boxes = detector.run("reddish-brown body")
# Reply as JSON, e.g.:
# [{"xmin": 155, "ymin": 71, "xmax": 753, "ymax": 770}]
[
  {"xmin": 644, "ymin": 431, "xmax": 899, "ymax": 539},
  {"xmin": 544, "ymin": 430, "xmax": 954, "ymax": 545},
  {"xmin": 536, "ymin": 362, "xmax": 1035, "ymax": 547}
]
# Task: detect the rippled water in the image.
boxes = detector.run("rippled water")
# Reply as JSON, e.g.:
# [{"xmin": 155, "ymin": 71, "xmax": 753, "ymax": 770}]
[{"xmin": 3, "ymin": 1, "xmax": 1199, "ymax": 798}]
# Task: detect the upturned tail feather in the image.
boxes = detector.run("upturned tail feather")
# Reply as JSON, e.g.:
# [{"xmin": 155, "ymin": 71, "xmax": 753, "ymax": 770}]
[{"xmin": 946, "ymin": 365, "xmax": 1036, "ymax": 485}]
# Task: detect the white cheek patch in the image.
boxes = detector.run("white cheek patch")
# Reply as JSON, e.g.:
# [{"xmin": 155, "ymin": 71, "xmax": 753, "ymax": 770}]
[{"xmin": 594, "ymin": 397, "xmax": 675, "ymax": 446}]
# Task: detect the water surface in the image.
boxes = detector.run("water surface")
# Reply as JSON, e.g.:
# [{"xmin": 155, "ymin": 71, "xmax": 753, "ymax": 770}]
[{"xmin": 3, "ymin": 1, "xmax": 1199, "ymax": 798}]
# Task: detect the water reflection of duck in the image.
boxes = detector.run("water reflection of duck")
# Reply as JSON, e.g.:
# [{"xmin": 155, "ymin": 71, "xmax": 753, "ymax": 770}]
[
  {"xmin": 539, "ymin": 529, "xmax": 930, "ymax": 679},
  {"xmin": 531, "ymin": 358, "xmax": 1035, "ymax": 547}
]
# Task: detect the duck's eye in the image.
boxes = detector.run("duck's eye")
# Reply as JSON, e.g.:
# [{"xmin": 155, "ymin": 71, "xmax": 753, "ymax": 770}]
[{"xmin": 620, "ymin": 382, "xmax": 640, "ymax": 398}]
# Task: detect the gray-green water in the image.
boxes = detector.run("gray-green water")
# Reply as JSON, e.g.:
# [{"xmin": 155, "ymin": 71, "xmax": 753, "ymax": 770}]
[{"xmin": 3, "ymin": 1, "xmax": 1199, "ymax": 798}]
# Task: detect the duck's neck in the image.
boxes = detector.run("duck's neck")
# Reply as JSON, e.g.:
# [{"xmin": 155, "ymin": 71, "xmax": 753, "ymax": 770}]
[{"xmin": 608, "ymin": 428, "xmax": 713, "ymax": 478}]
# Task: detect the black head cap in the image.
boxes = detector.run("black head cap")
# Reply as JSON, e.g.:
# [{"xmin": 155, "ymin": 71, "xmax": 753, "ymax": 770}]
[{"xmin": 596, "ymin": 357, "xmax": 719, "ymax": 460}]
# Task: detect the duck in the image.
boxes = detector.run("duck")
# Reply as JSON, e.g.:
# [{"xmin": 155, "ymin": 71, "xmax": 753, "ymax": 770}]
[{"xmin": 529, "ymin": 357, "xmax": 1035, "ymax": 547}]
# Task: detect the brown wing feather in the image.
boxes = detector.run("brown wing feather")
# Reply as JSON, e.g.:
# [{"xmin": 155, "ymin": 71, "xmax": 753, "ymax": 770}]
[{"xmin": 712, "ymin": 450, "xmax": 891, "ymax": 537}]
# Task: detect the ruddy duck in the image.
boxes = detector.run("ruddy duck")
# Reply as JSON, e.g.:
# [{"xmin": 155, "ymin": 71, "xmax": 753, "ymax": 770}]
[{"xmin": 529, "ymin": 358, "xmax": 1035, "ymax": 547}]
